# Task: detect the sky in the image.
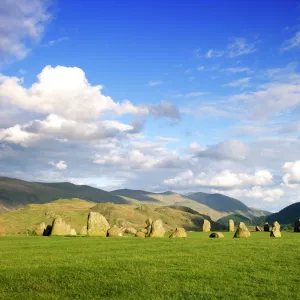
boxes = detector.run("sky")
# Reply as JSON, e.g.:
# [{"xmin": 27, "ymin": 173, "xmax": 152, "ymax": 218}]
[{"xmin": 1, "ymin": 0, "xmax": 300, "ymax": 211}]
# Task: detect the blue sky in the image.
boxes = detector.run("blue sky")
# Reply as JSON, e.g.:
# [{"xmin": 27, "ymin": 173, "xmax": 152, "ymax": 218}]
[{"xmin": 1, "ymin": 0, "xmax": 300, "ymax": 211}]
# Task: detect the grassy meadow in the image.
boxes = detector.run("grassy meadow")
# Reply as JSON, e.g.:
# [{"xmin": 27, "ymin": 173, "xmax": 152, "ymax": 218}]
[{"xmin": 0, "ymin": 232, "xmax": 300, "ymax": 299}]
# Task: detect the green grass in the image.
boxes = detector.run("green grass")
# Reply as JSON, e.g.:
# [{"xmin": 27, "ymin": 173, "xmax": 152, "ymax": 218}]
[{"xmin": 0, "ymin": 232, "xmax": 300, "ymax": 299}]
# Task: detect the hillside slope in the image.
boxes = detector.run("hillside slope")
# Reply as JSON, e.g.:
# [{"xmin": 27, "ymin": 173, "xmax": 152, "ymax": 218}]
[
  {"xmin": 0, "ymin": 177, "xmax": 127, "ymax": 211},
  {"xmin": 0, "ymin": 199, "xmax": 224, "ymax": 235},
  {"xmin": 266, "ymin": 202, "xmax": 300, "ymax": 225}
]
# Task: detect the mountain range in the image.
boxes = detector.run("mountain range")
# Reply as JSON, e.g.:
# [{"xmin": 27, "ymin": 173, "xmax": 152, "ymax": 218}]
[{"xmin": 0, "ymin": 177, "xmax": 268, "ymax": 221}]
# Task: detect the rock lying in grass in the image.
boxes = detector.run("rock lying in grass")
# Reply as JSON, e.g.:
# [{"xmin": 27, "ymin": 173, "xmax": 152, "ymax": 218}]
[
  {"xmin": 135, "ymin": 230, "xmax": 146, "ymax": 238},
  {"xmin": 50, "ymin": 216, "xmax": 72, "ymax": 236},
  {"xmin": 43, "ymin": 225, "xmax": 52, "ymax": 236},
  {"xmin": 228, "ymin": 219, "xmax": 235, "ymax": 232},
  {"xmin": 108, "ymin": 225, "xmax": 123, "ymax": 237},
  {"xmin": 150, "ymin": 220, "xmax": 165, "ymax": 238},
  {"xmin": 70, "ymin": 229, "xmax": 77, "ymax": 236},
  {"xmin": 294, "ymin": 219, "xmax": 300, "ymax": 232},
  {"xmin": 209, "ymin": 232, "xmax": 224, "ymax": 238},
  {"xmin": 202, "ymin": 220, "xmax": 211, "ymax": 232},
  {"xmin": 233, "ymin": 222, "xmax": 250, "ymax": 238},
  {"xmin": 145, "ymin": 218, "xmax": 153, "ymax": 237},
  {"xmin": 270, "ymin": 221, "xmax": 281, "ymax": 238},
  {"xmin": 169, "ymin": 227, "xmax": 187, "ymax": 238},
  {"xmin": 256, "ymin": 226, "xmax": 262, "ymax": 232},
  {"xmin": 264, "ymin": 222, "xmax": 270, "ymax": 232},
  {"xmin": 124, "ymin": 227, "xmax": 137, "ymax": 235},
  {"xmin": 80, "ymin": 225, "xmax": 87, "ymax": 235},
  {"xmin": 87, "ymin": 212, "xmax": 110, "ymax": 237},
  {"xmin": 34, "ymin": 222, "xmax": 46, "ymax": 236}
]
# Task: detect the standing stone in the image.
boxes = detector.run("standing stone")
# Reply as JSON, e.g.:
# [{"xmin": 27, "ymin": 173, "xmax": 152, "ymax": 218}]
[
  {"xmin": 150, "ymin": 220, "xmax": 165, "ymax": 238},
  {"xmin": 107, "ymin": 225, "xmax": 123, "ymax": 237},
  {"xmin": 87, "ymin": 212, "xmax": 110, "ymax": 237},
  {"xmin": 256, "ymin": 226, "xmax": 262, "ymax": 232},
  {"xmin": 34, "ymin": 222, "xmax": 46, "ymax": 236},
  {"xmin": 264, "ymin": 222, "xmax": 270, "ymax": 232},
  {"xmin": 135, "ymin": 231, "xmax": 146, "ymax": 238},
  {"xmin": 270, "ymin": 221, "xmax": 281, "ymax": 238},
  {"xmin": 70, "ymin": 229, "xmax": 77, "ymax": 236},
  {"xmin": 228, "ymin": 219, "xmax": 235, "ymax": 232},
  {"xmin": 233, "ymin": 222, "xmax": 251, "ymax": 238},
  {"xmin": 202, "ymin": 219, "xmax": 211, "ymax": 232},
  {"xmin": 209, "ymin": 232, "xmax": 224, "ymax": 238},
  {"xmin": 50, "ymin": 216, "xmax": 72, "ymax": 236},
  {"xmin": 145, "ymin": 218, "xmax": 153, "ymax": 237},
  {"xmin": 169, "ymin": 227, "xmax": 187, "ymax": 238},
  {"xmin": 124, "ymin": 227, "xmax": 137, "ymax": 235},
  {"xmin": 43, "ymin": 225, "xmax": 52, "ymax": 236},
  {"xmin": 294, "ymin": 219, "xmax": 300, "ymax": 232},
  {"xmin": 80, "ymin": 225, "xmax": 87, "ymax": 235}
]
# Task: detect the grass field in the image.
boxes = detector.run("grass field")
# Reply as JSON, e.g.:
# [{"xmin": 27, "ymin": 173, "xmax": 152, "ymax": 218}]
[{"xmin": 0, "ymin": 232, "xmax": 299, "ymax": 300}]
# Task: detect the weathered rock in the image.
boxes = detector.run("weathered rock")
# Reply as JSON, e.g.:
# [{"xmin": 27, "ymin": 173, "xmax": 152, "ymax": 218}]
[
  {"xmin": 140, "ymin": 228, "xmax": 148, "ymax": 234},
  {"xmin": 209, "ymin": 232, "xmax": 224, "ymax": 238},
  {"xmin": 70, "ymin": 229, "xmax": 77, "ymax": 236},
  {"xmin": 202, "ymin": 219, "xmax": 211, "ymax": 232},
  {"xmin": 169, "ymin": 227, "xmax": 187, "ymax": 238},
  {"xmin": 294, "ymin": 219, "xmax": 300, "ymax": 232},
  {"xmin": 80, "ymin": 225, "xmax": 87, "ymax": 235},
  {"xmin": 256, "ymin": 226, "xmax": 262, "ymax": 232},
  {"xmin": 87, "ymin": 212, "xmax": 110, "ymax": 237},
  {"xmin": 150, "ymin": 220, "xmax": 165, "ymax": 238},
  {"xmin": 228, "ymin": 219, "xmax": 235, "ymax": 232},
  {"xmin": 43, "ymin": 225, "xmax": 52, "ymax": 236},
  {"xmin": 270, "ymin": 221, "xmax": 281, "ymax": 238},
  {"xmin": 233, "ymin": 222, "xmax": 250, "ymax": 238},
  {"xmin": 108, "ymin": 225, "xmax": 123, "ymax": 237},
  {"xmin": 145, "ymin": 218, "xmax": 153, "ymax": 237},
  {"xmin": 124, "ymin": 227, "xmax": 137, "ymax": 235},
  {"xmin": 34, "ymin": 222, "xmax": 46, "ymax": 236},
  {"xmin": 264, "ymin": 222, "xmax": 270, "ymax": 232},
  {"xmin": 50, "ymin": 216, "xmax": 72, "ymax": 236},
  {"xmin": 135, "ymin": 231, "xmax": 146, "ymax": 238}
]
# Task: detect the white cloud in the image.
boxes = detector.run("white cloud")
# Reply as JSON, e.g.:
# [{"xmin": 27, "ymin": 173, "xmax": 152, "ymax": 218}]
[
  {"xmin": 0, "ymin": 0, "xmax": 51, "ymax": 63},
  {"xmin": 147, "ymin": 81, "xmax": 163, "ymax": 87},
  {"xmin": 42, "ymin": 37, "xmax": 69, "ymax": 47},
  {"xmin": 281, "ymin": 32, "xmax": 300, "ymax": 52},
  {"xmin": 189, "ymin": 142, "xmax": 206, "ymax": 153},
  {"xmin": 205, "ymin": 49, "xmax": 224, "ymax": 58},
  {"xmin": 164, "ymin": 169, "xmax": 273, "ymax": 188},
  {"xmin": 174, "ymin": 91, "xmax": 207, "ymax": 98},
  {"xmin": 227, "ymin": 38, "xmax": 257, "ymax": 57},
  {"xmin": 282, "ymin": 161, "xmax": 300, "ymax": 186},
  {"xmin": 212, "ymin": 186, "xmax": 284, "ymax": 202},
  {"xmin": 0, "ymin": 65, "xmax": 149, "ymax": 121},
  {"xmin": 197, "ymin": 140, "xmax": 249, "ymax": 161},
  {"xmin": 226, "ymin": 67, "xmax": 250, "ymax": 73},
  {"xmin": 49, "ymin": 160, "xmax": 68, "ymax": 170},
  {"xmin": 224, "ymin": 77, "xmax": 251, "ymax": 87},
  {"xmin": 197, "ymin": 66, "xmax": 205, "ymax": 71}
]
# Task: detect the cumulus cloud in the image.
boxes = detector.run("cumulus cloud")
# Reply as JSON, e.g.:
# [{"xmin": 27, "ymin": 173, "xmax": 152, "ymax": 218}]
[
  {"xmin": 212, "ymin": 186, "xmax": 284, "ymax": 202},
  {"xmin": 149, "ymin": 101, "xmax": 180, "ymax": 120},
  {"xmin": 49, "ymin": 160, "xmax": 67, "ymax": 170},
  {"xmin": 282, "ymin": 161, "xmax": 300, "ymax": 187},
  {"xmin": 164, "ymin": 169, "xmax": 273, "ymax": 189},
  {"xmin": 0, "ymin": 0, "xmax": 51, "ymax": 63},
  {"xmin": 0, "ymin": 65, "xmax": 148, "ymax": 121},
  {"xmin": 196, "ymin": 140, "xmax": 249, "ymax": 161}
]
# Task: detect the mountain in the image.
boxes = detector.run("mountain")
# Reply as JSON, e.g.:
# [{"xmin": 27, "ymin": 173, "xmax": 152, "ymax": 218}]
[
  {"xmin": 0, "ymin": 177, "xmax": 270, "ymax": 221},
  {"xmin": 265, "ymin": 202, "xmax": 300, "ymax": 226},
  {"xmin": 0, "ymin": 177, "xmax": 127, "ymax": 211},
  {"xmin": 186, "ymin": 192, "xmax": 269, "ymax": 219},
  {"xmin": 217, "ymin": 214, "xmax": 252, "ymax": 226},
  {"xmin": 0, "ymin": 198, "xmax": 224, "ymax": 235}
]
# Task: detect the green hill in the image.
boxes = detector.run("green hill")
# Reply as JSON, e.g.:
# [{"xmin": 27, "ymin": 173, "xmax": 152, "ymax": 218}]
[
  {"xmin": 0, "ymin": 198, "xmax": 224, "ymax": 235},
  {"xmin": 0, "ymin": 177, "xmax": 127, "ymax": 211},
  {"xmin": 266, "ymin": 202, "xmax": 300, "ymax": 226}
]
